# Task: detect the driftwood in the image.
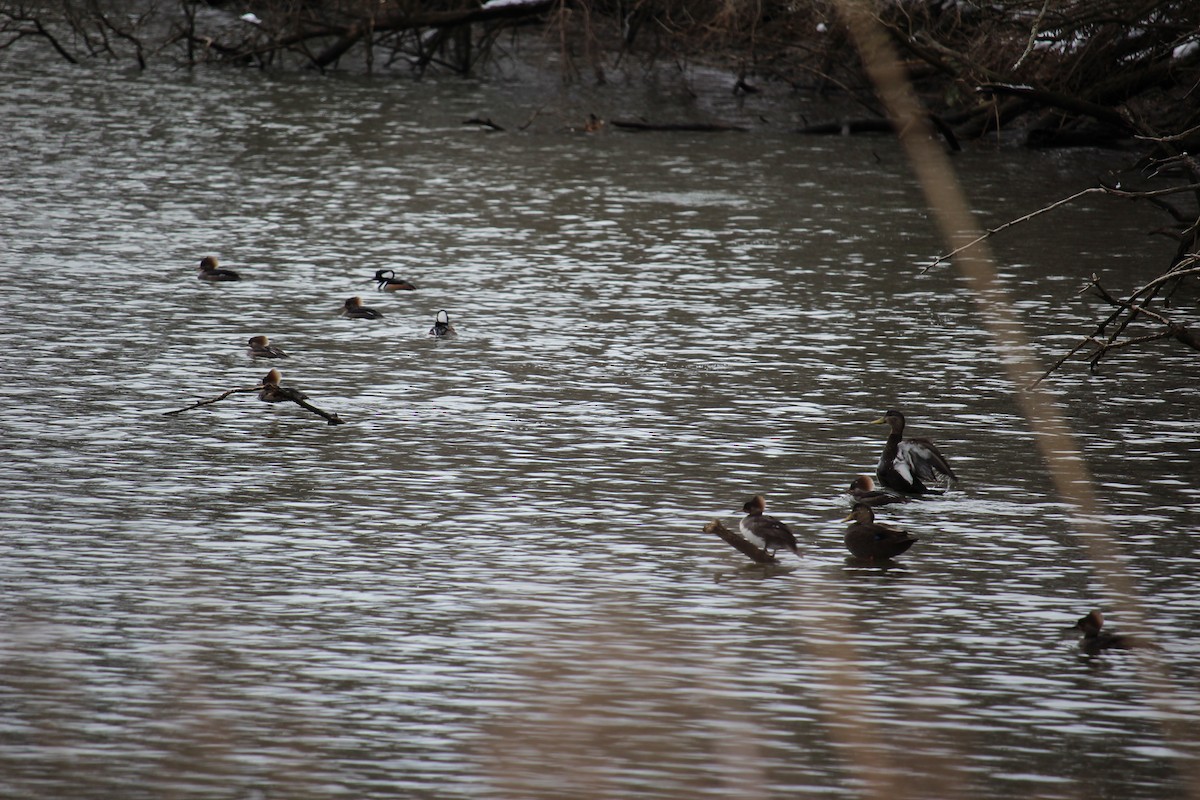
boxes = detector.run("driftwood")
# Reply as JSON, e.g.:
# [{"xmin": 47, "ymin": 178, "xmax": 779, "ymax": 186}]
[
  {"xmin": 611, "ymin": 119, "xmax": 748, "ymax": 133},
  {"xmin": 164, "ymin": 369, "xmax": 344, "ymax": 425},
  {"xmin": 797, "ymin": 113, "xmax": 961, "ymax": 151},
  {"xmin": 704, "ymin": 519, "xmax": 778, "ymax": 565}
]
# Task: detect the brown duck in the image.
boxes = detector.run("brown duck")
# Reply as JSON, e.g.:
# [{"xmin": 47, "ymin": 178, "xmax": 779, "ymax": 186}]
[{"xmin": 842, "ymin": 503, "xmax": 918, "ymax": 561}]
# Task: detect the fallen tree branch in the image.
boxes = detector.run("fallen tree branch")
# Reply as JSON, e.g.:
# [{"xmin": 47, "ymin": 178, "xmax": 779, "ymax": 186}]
[
  {"xmin": 611, "ymin": 119, "xmax": 748, "ymax": 132},
  {"xmin": 976, "ymin": 82, "xmax": 1136, "ymax": 133},
  {"xmin": 164, "ymin": 370, "xmax": 344, "ymax": 424},
  {"xmin": 703, "ymin": 519, "xmax": 778, "ymax": 565},
  {"xmin": 163, "ymin": 385, "xmax": 263, "ymax": 415}
]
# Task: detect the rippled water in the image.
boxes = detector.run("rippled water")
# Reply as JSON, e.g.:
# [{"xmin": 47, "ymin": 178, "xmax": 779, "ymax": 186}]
[{"xmin": 2, "ymin": 60, "xmax": 1198, "ymax": 800}]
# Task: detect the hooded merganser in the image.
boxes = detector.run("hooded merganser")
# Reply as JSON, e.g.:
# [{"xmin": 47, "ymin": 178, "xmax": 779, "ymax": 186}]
[
  {"xmin": 257, "ymin": 368, "xmax": 299, "ymax": 403},
  {"xmin": 197, "ymin": 255, "xmax": 240, "ymax": 281},
  {"xmin": 247, "ymin": 335, "xmax": 288, "ymax": 359},
  {"xmin": 739, "ymin": 495, "xmax": 799, "ymax": 558},
  {"xmin": 372, "ymin": 269, "xmax": 417, "ymax": 291},
  {"xmin": 1072, "ymin": 610, "xmax": 1159, "ymax": 655},
  {"xmin": 341, "ymin": 296, "xmax": 384, "ymax": 319},
  {"xmin": 847, "ymin": 475, "xmax": 909, "ymax": 507},
  {"xmin": 842, "ymin": 503, "xmax": 919, "ymax": 561},
  {"xmin": 428, "ymin": 309, "xmax": 456, "ymax": 338},
  {"xmin": 872, "ymin": 410, "xmax": 957, "ymax": 494}
]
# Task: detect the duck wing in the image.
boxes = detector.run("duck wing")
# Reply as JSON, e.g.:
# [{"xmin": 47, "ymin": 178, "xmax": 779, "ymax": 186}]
[{"xmin": 898, "ymin": 438, "xmax": 956, "ymax": 482}]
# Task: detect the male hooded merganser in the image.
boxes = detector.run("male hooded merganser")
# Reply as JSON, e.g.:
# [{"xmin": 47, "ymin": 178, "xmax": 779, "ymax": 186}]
[
  {"xmin": 847, "ymin": 475, "xmax": 909, "ymax": 507},
  {"xmin": 196, "ymin": 255, "xmax": 240, "ymax": 281},
  {"xmin": 247, "ymin": 335, "xmax": 288, "ymax": 359},
  {"xmin": 1071, "ymin": 610, "xmax": 1160, "ymax": 655},
  {"xmin": 842, "ymin": 503, "xmax": 919, "ymax": 561},
  {"xmin": 372, "ymin": 269, "xmax": 417, "ymax": 291},
  {"xmin": 428, "ymin": 310, "xmax": 456, "ymax": 338},
  {"xmin": 341, "ymin": 296, "xmax": 384, "ymax": 319},
  {"xmin": 872, "ymin": 410, "xmax": 957, "ymax": 494},
  {"xmin": 739, "ymin": 495, "xmax": 799, "ymax": 558}
]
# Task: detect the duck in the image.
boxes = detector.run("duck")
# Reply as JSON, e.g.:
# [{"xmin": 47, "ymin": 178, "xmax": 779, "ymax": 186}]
[
  {"xmin": 739, "ymin": 495, "xmax": 799, "ymax": 558},
  {"xmin": 847, "ymin": 475, "xmax": 909, "ymax": 507},
  {"xmin": 246, "ymin": 335, "xmax": 288, "ymax": 359},
  {"xmin": 257, "ymin": 368, "xmax": 298, "ymax": 403},
  {"xmin": 842, "ymin": 503, "xmax": 918, "ymax": 561},
  {"xmin": 196, "ymin": 255, "xmax": 240, "ymax": 281},
  {"xmin": 429, "ymin": 310, "xmax": 456, "ymax": 338},
  {"xmin": 1071, "ymin": 610, "xmax": 1159, "ymax": 655},
  {"xmin": 341, "ymin": 296, "xmax": 384, "ymax": 319},
  {"xmin": 372, "ymin": 269, "xmax": 417, "ymax": 291},
  {"xmin": 872, "ymin": 409, "xmax": 957, "ymax": 494}
]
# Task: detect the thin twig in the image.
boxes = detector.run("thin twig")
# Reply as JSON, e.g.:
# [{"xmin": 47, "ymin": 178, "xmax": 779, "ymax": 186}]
[
  {"xmin": 163, "ymin": 385, "xmax": 263, "ymax": 415},
  {"xmin": 923, "ymin": 187, "xmax": 1103, "ymax": 273}
]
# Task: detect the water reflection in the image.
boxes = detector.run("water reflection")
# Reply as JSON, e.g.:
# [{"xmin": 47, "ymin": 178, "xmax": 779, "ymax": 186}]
[{"xmin": 0, "ymin": 60, "xmax": 1197, "ymax": 800}]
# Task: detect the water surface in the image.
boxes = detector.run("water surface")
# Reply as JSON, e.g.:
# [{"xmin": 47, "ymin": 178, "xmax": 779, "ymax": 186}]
[{"xmin": 1, "ymin": 61, "xmax": 1198, "ymax": 800}]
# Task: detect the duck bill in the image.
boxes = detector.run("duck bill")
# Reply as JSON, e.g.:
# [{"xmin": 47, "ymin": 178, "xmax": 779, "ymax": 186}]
[{"xmin": 870, "ymin": 417, "xmax": 886, "ymax": 424}]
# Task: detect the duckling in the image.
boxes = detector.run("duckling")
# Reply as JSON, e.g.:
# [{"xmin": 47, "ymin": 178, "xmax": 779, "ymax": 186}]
[
  {"xmin": 341, "ymin": 296, "xmax": 384, "ymax": 319},
  {"xmin": 847, "ymin": 475, "xmax": 909, "ymax": 507},
  {"xmin": 429, "ymin": 309, "xmax": 456, "ymax": 338},
  {"xmin": 872, "ymin": 409, "xmax": 956, "ymax": 494},
  {"xmin": 196, "ymin": 255, "xmax": 240, "ymax": 281},
  {"xmin": 739, "ymin": 495, "xmax": 799, "ymax": 558},
  {"xmin": 372, "ymin": 269, "xmax": 417, "ymax": 291},
  {"xmin": 246, "ymin": 335, "xmax": 288, "ymax": 359},
  {"xmin": 842, "ymin": 503, "xmax": 918, "ymax": 561},
  {"xmin": 1072, "ymin": 610, "xmax": 1160, "ymax": 655}
]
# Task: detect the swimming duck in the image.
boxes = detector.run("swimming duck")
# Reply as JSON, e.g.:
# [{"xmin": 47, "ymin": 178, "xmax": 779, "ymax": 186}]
[
  {"xmin": 847, "ymin": 475, "xmax": 909, "ymax": 507},
  {"xmin": 842, "ymin": 503, "xmax": 918, "ymax": 561},
  {"xmin": 341, "ymin": 296, "xmax": 384, "ymax": 319},
  {"xmin": 739, "ymin": 495, "xmax": 799, "ymax": 558},
  {"xmin": 429, "ymin": 310, "xmax": 456, "ymax": 338},
  {"xmin": 372, "ymin": 269, "xmax": 417, "ymax": 291},
  {"xmin": 1072, "ymin": 610, "xmax": 1159, "ymax": 655},
  {"xmin": 872, "ymin": 410, "xmax": 957, "ymax": 494},
  {"xmin": 196, "ymin": 255, "xmax": 240, "ymax": 281},
  {"xmin": 247, "ymin": 335, "xmax": 288, "ymax": 359}
]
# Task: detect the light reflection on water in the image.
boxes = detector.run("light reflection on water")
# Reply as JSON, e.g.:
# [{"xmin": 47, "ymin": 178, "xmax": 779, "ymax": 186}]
[{"xmin": 1, "ymin": 61, "xmax": 1199, "ymax": 799}]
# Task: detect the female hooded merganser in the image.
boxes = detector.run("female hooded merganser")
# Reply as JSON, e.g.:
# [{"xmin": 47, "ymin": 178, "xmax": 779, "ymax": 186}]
[
  {"xmin": 341, "ymin": 296, "xmax": 384, "ymax": 319},
  {"xmin": 1072, "ymin": 610, "xmax": 1159, "ymax": 655},
  {"xmin": 847, "ymin": 475, "xmax": 909, "ymax": 507},
  {"xmin": 739, "ymin": 495, "xmax": 799, "ymax": 558},
  {"xmin": 428, "ymin": 310, "xmax": 456, "ymax": 338},
  {"xmin": 257, "ymin": 368, "xmax": 299, "ymax": 403},
  {"xmin": 196, "ymin": 255, "xmax": 240, "ymax": 281},
  {"xmin": 247, "ymin": 335, "xmax": 288, "ymax": 359},
  {"xmin": 872, "ymin": 410, "xmax": 957, "ymax": 494},
  {"xmin": 842, "ymin": 503, "xmax": 919, "ymax": 561},
  {"xmin": 372, "ymin": 269, "xmax": 417, "ymax": 291}
]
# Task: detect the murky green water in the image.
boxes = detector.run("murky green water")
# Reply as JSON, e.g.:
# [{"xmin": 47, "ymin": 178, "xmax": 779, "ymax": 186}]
[{"xmin": 1, "ymin": 57, "xmax": 1197, "ymax": 800}]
